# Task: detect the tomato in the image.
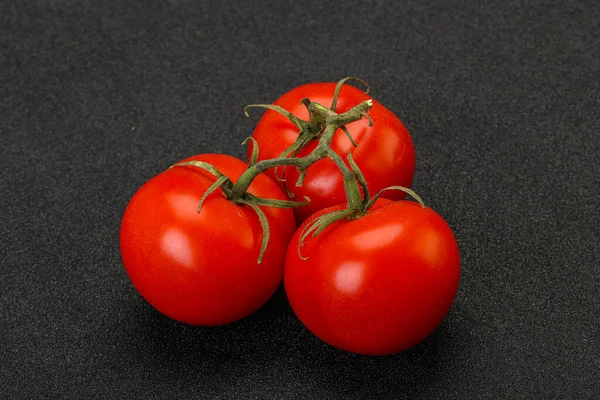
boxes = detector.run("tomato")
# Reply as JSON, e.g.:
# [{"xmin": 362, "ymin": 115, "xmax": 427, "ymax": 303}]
[
  {"xmin": 284, "ymin": 199, "xmax": 460, "ymax": 355},
  {"xmin": 249, "ymin": 82, "xmax": 416, "ymax": 222},
  {"xmin": 120, "ymin": 154, "xmax": 296, "ymax": 325}
]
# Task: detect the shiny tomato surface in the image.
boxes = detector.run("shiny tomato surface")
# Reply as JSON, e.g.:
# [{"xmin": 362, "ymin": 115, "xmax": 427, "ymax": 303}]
[
  {"xmin": 120, "ymin": 154, "xmax": 296, "ymax": 325},
  {"xmin": 284, "ymin": 199, "xmax": 460, "ymax": 355},
  {"xmin": 249, "ymin": 82, "xmax": 416, "ymax": 222}
]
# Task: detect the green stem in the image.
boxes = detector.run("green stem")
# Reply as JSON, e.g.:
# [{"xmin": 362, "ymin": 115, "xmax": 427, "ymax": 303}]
[
  {"xmin": 326, "ymin": 149, "xmax": 363, "ymax": 212},
  {"xmin": 229, "ymin": 99, "xmax": 373, "ymax": 202}
]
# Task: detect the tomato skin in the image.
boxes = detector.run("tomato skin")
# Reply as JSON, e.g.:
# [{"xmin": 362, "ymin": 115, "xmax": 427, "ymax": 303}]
[
  {"xmin": 284, "ymin": 200, "xmax": 460, "ymax": 356},
  {"xmin": 120, "ymin": 154, "xmax": 296, "ymax": 326},
  {"xmin": 249, "ymin": 82, "xmax": 416, "ymax": 222}
]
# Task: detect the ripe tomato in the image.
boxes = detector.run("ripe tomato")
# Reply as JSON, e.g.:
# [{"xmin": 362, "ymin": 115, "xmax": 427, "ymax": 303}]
[
  {"xmin": 120, "ymin": 154, "xmax": 296, "ymax": 325},
  {"xmin": 249, "ymin": 82, "xmax": 416, "ymax": 222},
  {"xmin": 284, "ymin": 199, "xmax": 460, "ymax": 355}
]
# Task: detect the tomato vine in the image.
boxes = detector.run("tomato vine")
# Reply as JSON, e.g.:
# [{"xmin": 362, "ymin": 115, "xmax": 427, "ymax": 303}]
[{"xmin": 173, "ymin": 77, "xmax": 424, "ymax": 263}]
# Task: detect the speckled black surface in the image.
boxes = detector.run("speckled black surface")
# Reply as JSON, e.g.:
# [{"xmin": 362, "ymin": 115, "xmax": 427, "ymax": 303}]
[{"xmin": 2, "ymin": 0, "xmax": 599, "ymax": 398}]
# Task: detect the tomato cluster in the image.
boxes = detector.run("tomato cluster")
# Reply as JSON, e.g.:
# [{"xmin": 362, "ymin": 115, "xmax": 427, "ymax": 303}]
[{"xmin": 120, "ymin": 79, "xmax": 460, "ymax": 356}]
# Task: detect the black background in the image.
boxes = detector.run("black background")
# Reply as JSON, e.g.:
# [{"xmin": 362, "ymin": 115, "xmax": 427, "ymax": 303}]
[{"xmin": 2, "ymin": 0, "xmax": 599, "ymax": 398}]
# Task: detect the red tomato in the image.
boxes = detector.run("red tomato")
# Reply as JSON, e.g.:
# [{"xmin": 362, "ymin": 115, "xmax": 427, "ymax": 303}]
[
  {"xmin": 284, "ymin": 199, "xmax": 460, "ymax": 355},
  {"xmin": 120, "ymin": 154, "xmax": 296, "ymax": 325},
  {"xmin": 249, "ymin": 82, "xmax": 416, "ymax": 222}
]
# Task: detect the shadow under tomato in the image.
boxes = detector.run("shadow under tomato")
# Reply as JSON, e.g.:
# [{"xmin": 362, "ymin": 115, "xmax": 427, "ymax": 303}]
[
  {"xmin": 116, "ymin": 283, "xmax": 467, "ymax": 397},
  {"xmin": 294, "ymin": 318, "xmax": 465, "ymax": 399},
  {"xmin": 117, "ymin": 282, "xmax": 296, "ymax": 376}
]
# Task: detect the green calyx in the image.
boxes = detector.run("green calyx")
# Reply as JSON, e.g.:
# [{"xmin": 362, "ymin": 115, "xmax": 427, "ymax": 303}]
[
  {"xmin": 172, "ymin": 158, "xmax": 309, "ymax": 264},
  {"xmin": 243, "ymin": 77, "xmax": 372, "ymax": 188},
  {"xmin": 294, "ymin": 143, "xmax": 426, "ymax": 260},
  {"xmin": 232, "ymin": 96, "xmax": 373, "ymax": 200},
  {"xmin": 295, "ymin": 181, "xmax": 426, "ymax": 260}
]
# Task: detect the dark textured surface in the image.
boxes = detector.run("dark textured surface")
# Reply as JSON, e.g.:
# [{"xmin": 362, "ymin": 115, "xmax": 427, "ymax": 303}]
[{"xmin": 2, "ymin": 0, "xmax": 599, "ymax": 398}]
